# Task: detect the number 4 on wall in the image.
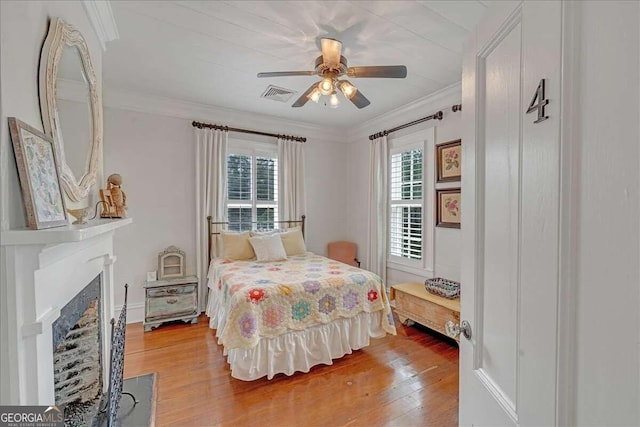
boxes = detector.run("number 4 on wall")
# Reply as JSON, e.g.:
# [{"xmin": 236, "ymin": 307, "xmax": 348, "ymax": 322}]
[{"xmin": 526, "ymin": 79, "xmax": 549, "ymax": 123}]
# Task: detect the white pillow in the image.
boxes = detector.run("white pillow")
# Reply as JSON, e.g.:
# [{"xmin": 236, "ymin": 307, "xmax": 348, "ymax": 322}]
[{"xmin": 249, "ymin": 234, "xmax": 288, "ymax": 262}]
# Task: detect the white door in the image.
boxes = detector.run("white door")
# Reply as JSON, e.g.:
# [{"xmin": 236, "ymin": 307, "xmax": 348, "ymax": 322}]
[{"xmin": 457, "ymin": 1, "xmax": 563, "ymax": 425}]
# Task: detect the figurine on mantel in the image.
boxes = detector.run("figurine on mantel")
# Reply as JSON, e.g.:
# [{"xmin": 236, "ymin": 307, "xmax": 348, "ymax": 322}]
[{"xmin": 100, "ymin": 173, "xmax": 127, "ymax": 218}]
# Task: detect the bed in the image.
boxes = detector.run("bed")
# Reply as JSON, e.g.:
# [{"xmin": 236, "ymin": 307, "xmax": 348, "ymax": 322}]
[{"xmin": 204, "ymin": 216, "xmax": 396, "ymax": 381}]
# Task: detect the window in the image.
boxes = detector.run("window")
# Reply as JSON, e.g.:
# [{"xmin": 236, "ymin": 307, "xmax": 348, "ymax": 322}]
[
  {"xmin": 387, "ymin": 128, "xmax": 435, "ymax": 274},
  {"xmin": 226, "ymin": 151, "xmax": 278, "ymax": 232},
  {"xmin": 389, "ymin": 147, "xmax": 423, "ymax": 261}
]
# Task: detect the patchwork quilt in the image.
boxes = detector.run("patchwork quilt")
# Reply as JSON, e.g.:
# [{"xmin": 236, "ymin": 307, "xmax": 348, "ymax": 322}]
[{"xmin": 208, "ymin": 253, "xmax": 396, "ymax": 349}]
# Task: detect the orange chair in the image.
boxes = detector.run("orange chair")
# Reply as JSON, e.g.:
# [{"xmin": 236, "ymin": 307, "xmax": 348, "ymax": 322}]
[{"xmin": 327, "ymin": 241, "xmax": 360, "ymax": 268}]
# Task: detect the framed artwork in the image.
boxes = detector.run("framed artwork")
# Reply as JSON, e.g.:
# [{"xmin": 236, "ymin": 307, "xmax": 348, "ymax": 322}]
[
  {"xmin": 436, "ymin": 188, "xmax": 461, "ymax": 229},
  {"xmin": 436, "ymin": 139, "xmax": 461, "ymax": 183},
  {"xmin": 8, "ymin": 117, "xmax": 68, "ymax": 229}
]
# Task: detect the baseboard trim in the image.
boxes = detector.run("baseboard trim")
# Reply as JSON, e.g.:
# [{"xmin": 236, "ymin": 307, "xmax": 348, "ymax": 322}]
[{"xmin": 115, "ymin": 302, "xmax": 144, "ymax": 324}]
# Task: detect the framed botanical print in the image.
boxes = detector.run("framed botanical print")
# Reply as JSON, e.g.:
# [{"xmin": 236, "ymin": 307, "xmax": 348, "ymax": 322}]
[
  {"xmin": 8, "ymin": 117, "xmax": 68, "ymax": 229},
  {"xmin": 436, "ymin": 188, "xmax": 461, "ymax": 229},
  {"xmin": 436, "ymin": 139, "xmax": 461, "ymax": 183}
]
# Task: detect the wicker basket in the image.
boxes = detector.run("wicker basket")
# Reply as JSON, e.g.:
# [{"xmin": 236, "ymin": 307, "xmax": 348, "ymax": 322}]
[{"xmin": 424, "ymin": 277, "xmax": 460, "ymax": 299}]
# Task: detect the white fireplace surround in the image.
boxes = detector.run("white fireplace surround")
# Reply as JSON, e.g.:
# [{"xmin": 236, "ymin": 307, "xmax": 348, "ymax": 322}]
[{"xmin": 0, "ymin": 218, "xmax": 131, "ymax": 405}]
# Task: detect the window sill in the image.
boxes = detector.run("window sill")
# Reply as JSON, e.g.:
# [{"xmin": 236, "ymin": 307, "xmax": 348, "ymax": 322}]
[{"xmin": 386, "ymin": 260, "xmax": 434, "ymax": 278}]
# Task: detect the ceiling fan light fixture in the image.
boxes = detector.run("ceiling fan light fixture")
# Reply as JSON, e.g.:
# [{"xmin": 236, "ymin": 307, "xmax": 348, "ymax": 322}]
[
  {"xmin": 258, "ymin": 37, "xmax": 407, "ymax": 110},
  {"xmin": 318, "ymin": 77, "xmax": 333, "ymax": 96},
  {"xmin": 329, "ymin": 91, "xmax": 340, "ymax": 108},
  {"xmin": 309, "ymin": 88, "xmax": 321, "ymax": 103},
  {"xmin": 337, "ymin": 80, "xmax": 357, "ymax": 99}
]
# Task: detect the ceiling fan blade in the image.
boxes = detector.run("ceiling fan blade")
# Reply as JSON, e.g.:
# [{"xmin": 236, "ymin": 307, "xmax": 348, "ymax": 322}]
[
  {"xmin": 347, "ymin": 65, "xmax": 408, "ymax": 78},
  {"xmin": 349, "ymin": 89, "xmax": 371, "ymax": 109},
  {"xmin": 321, "ymin": 38, "xmax": 342, "ymax": 67},
  {"xmin": 257, "ymin": 71, "xmax": 316, "ymax": 77},
  {"xmin": 292, "ymin": 82, "xmax": 319, "ymax": 108}
]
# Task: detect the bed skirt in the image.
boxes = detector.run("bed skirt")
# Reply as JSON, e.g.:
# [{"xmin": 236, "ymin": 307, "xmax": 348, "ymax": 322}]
[{"xmin": 206, "ymin": 293, "xmax": 386, "ymax": 381}]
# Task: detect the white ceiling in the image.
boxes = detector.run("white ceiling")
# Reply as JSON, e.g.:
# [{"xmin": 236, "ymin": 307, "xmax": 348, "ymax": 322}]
[{"xmin": 104, "ymin": 1, "xmax": 489, "ymax": 129}]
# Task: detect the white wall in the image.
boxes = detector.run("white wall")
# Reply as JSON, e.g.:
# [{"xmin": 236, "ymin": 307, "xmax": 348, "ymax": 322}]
[
  {"xmin": 103, "ymin": 94, "xmax": 349, "ymax": 321},
  {"xmin": 103, "ymin": 109, "xmax": 195, "ymax": 319},
  {"xmin": 0, "ymin": 1, "xmax": 103, "ymax": 230},
  {"xmin": 573, "ymin": 2, "xmax": 640, "ymax": 425},
  {"xmin": 345, "ymin": 84, "xmax": 463, "ymax": 286}
]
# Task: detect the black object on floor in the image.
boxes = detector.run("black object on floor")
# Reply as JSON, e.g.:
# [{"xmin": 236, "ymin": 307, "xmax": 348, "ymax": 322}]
[{"xmin": 98, "ymin": 373, "xmax": 156, "ymax": 427}]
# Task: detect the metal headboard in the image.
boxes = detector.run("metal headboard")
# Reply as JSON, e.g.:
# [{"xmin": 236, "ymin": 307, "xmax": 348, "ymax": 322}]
[{"xmin": 207, "ymin": 215, "xmax": 306, "ymax": 261}]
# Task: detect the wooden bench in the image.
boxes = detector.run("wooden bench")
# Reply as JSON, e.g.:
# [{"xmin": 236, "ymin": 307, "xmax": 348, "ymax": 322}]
[{"xmin": 390, "ymin": 282, "xmax": 460, "ymax": 342}]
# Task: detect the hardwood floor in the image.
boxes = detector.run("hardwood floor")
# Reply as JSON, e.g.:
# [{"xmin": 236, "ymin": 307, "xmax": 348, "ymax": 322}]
[{"xmin": 124, "ymin": 315, "xmax": 459, "ymax": 426}]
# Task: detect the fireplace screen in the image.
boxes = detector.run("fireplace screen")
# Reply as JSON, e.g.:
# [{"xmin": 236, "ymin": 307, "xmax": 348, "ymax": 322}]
[{"xmin": 104, "ymin": 283, "xmax": 132, "ymax": 426}]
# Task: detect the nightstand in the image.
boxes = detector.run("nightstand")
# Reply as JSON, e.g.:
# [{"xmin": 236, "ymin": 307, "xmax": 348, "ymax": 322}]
[{"xmin": 143, "ymin": 275, "xmax": 198, "ymax": 332}]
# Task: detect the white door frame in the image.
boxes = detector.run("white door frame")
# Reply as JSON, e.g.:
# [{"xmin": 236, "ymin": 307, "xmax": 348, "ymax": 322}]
[{"xmin": 555, "ymin": 1, "xmax": 581, "ymax": 425}]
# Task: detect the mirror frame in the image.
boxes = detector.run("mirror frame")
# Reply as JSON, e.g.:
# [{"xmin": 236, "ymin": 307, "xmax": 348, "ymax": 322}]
[{"xmin": 39, "ymin": 17, "xmax": 102, "ymax": 203}]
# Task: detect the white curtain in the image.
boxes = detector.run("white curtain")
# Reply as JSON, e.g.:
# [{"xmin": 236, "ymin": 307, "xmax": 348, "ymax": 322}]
[
  {"xmin": 278, "ymin": 138, "xmax": 306, "ymax": 222},
  {"xmin": 195, "ymin": 127, "xmax": 228, "ymax": 311},
  {"xmin": 367, "ymin": 135, "xmax": 389, "ymax": 284}
]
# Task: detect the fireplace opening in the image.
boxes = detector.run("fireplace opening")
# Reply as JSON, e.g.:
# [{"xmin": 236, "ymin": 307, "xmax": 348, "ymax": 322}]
[{"xmin": 52, "ymin": 275, "xmax": 103, "ymax": 426}]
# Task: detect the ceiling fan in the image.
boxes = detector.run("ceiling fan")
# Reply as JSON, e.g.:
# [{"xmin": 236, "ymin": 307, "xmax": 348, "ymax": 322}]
[{"xmin": 257, "ymin": 38, "xmax": 407, "ymax": 109}]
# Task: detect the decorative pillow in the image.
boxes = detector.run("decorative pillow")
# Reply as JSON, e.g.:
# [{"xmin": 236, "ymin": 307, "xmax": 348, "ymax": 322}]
[
  {"xmin": 279, "ymin": 227, "xmax": 306, "ymax": 256},
  {"xmin": 249, "ymin": 234, "xmax": 288, "ymax": 262},
  {"xmin": 221, "ymin": 231, "xmax": 255, "ymax": 260}
]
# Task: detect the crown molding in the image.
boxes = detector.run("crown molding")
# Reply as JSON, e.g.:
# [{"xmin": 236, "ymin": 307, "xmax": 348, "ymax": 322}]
[
  {"xmin": 82, "ymin": 0, "xmax": 119, "ymax": 51},
  {"xmin": 347, "ymin": 82, "xmax": 462, "ymax": 142},
  {"xmin": 102, "ymin": 82, "xmax": 462, "ymax": 144},
  {"xmin": 103, "ymin": 85, "xmax": 348, "ymax": 143}
]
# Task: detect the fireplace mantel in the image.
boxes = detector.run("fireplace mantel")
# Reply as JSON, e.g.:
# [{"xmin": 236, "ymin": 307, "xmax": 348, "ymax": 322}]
[
  {"xmin": 0, "ymin": 218, "xmax": 132, "ymax": 406},
  {"xmin": 1, "ymin": 218, "xmax": 132, "ymax": 246}
]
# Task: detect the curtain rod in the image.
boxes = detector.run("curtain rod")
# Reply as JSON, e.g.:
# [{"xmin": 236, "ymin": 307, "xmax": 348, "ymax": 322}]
[
  {"xmin": 369, "ymin": 111, "xmax": 442, "ymax": 140},
  {"xmin": 368, "ymin": 104, "xmax": 462, "ymax": 141},
  {"xmin": 192, "ymin": 121, "xmax": 307, "ymax": 143}
]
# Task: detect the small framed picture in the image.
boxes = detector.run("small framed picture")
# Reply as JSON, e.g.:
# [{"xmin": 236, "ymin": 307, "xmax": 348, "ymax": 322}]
[
  {"xmin": 8, "ymin": 117, "xmax": 67, "ymax": 229},
  {"xmin": 147, "ymin": 271, "xmax": 157, "ymax": 282},
  {"xmin": 436, "ymin": 139, "xmax": 461, "ymax": 183},
  {"xmin": 436, "ymin": 188, "xmax": 461, "ymax": 229}
]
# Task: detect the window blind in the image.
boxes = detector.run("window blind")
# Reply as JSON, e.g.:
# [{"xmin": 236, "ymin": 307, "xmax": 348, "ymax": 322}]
[
  {"xmin": 226, "ymin": 153, "xmax": 278, "ymax": 231},
  {"xmin": 390, "ymin": 148, "xmax": 423, "ymax": 260}
]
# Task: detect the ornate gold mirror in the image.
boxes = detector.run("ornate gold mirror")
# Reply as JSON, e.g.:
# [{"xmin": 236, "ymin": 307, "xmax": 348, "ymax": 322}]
[{"xmin": 39, "ymin": 17, "xmax": 102, "ymax": 203}]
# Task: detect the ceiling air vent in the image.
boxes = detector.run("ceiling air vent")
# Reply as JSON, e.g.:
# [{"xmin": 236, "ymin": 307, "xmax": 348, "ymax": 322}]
[{"xmin": 261, "ymin": 85, "xmax": 296, "ymax": 103}]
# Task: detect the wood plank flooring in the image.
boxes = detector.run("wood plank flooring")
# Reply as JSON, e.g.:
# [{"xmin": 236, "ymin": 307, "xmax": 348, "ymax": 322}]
[{"xmin": 124, "ymin": 315, "xmax": 459, "ymax": 426}]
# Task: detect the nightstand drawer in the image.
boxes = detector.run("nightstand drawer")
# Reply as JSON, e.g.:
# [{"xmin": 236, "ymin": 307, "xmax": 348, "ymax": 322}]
[
  {"xmin": 146, "ymin": 293, "xmax": 197, "ymax": 320},
  {"xmin": 147, "ymin": 284, "xmax": 196, "ymax": 298}
]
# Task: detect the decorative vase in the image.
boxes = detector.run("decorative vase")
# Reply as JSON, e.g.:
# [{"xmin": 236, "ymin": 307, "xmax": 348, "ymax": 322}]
[{"xmin": 67, "ymin": 208, "xmax": 90, "ymax": 225}]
